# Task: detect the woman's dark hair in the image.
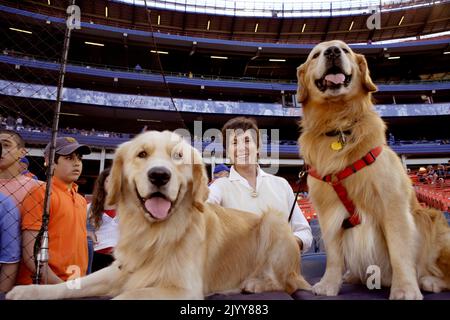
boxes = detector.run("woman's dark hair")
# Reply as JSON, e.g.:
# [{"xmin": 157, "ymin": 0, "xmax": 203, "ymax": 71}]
[
  {"xmin": 89, "ymin": 168, "xmax": 111, "ymax": 230},
  {"xmin": 221, "ymin": 116, "xmax": 260, "ymax": 150}
]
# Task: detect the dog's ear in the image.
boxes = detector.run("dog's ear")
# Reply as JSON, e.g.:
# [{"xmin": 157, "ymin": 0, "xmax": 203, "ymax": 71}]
[
  {"xmin": 191, "ymin": 148, "xmax": 209, "ymax": 211},
  {"xmin": 296, "ymin": 63, "xmax": 308, "ymax": 103},
  {"xmin": 106, "ymin": 141, "xmax": 128, "ymax": 206},
  {"xmin": 355, "ymin": 53, "xmax": 377, "ymax": 93}
]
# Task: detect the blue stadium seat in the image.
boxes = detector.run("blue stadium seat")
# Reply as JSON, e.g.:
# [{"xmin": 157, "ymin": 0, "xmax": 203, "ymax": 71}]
[
  {"xmin": 443, "ymin": 212, "xmax": 450, "ymax": 225},
  {"xmin": 444, "ymin": 211, "xmax": 450, "ymax": 219},
  {"xmin": 308, "ymin": 220, "xmax": 324, "ymax": 253},
  {"xmin": 300, "ymin": 253, "xmax": 327, "ymax": 283}
]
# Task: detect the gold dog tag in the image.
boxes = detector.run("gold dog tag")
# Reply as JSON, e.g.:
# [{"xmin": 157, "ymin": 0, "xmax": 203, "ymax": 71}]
[
  {"xmin": 331, "ymin": 130, "xmax": 347, "ymax": 151},
  {"xmin": 331, "ymin": 141, "xmax": 343, "ymax": 151}
]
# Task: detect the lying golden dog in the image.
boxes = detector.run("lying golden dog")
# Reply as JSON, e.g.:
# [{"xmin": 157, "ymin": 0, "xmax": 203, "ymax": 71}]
[
  {"xmin": 7, "ymin": 131, "xmax": 309, "ymax": 299},
  {"xmin": 297, "ymin": 40, "xmax": 450, "ymax": 300}
]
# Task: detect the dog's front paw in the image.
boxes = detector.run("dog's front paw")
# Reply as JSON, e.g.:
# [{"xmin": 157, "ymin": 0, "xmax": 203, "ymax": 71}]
[
  {"xmin": 389, "ymin": 284, "xmax": 423, "ymax": 300},
  {"xmin": 312, "ymin": 280, "xmax": 341, "ymax": 296},
  {"xmin": 342, "ymin": 271, "xmax": 361, "ymax": 285},
  {"xmin": 419, "ymin": 276, "xmax": 446, "ymax": 293},
  {"xmin": 6, "ymin": 285, "xmax": 41, "ymax": 300},
  {"xmin": 241, "ymin": 278, "xmax": 278, "ymax": 293}
]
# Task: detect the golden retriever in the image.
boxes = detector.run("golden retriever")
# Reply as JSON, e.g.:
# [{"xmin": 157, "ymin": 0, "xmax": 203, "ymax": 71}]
[
  {"xmin": 7, "ymin": 131, "xmax": 309, "ymax": 300},
  {"xmin": 297, "ymin": 40, "xmax": 450, "ymax": 300}
]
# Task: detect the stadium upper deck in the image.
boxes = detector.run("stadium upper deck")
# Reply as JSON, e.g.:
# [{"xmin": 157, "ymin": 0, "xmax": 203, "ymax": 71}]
[
  {"xmin": 5, "ymin": 0, "xmax": 450, "ymax": 43},
  {"xmin": 0, "ymin": 0, "xmax": 448, "ymax": 164},
  {"xmin": 1, "ymin": 1, "xmax": 449, "ymax": 105}
]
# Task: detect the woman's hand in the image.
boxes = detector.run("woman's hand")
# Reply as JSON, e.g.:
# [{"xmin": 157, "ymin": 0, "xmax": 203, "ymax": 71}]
[{"xmin": 296, "ymin": 238, "xmax": 303, "ymax": 251}]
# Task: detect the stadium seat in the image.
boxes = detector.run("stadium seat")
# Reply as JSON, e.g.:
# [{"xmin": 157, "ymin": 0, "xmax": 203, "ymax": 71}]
[
  {"xmin": 300, "ymin": 253, "xmax": 327, "ymax": 283},
  {"xmin": 308, "ymin": 221, "xmax": 324, "ymax": 253}
]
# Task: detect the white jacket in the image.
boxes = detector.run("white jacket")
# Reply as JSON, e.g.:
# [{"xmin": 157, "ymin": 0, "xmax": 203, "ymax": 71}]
[
  {"xmin": 87, "ymin": 204, "xmax": 119, "ymax": 251},
  {"xmin": 208, "ymin": 166, "xmax": 313, "ymax": 252}
]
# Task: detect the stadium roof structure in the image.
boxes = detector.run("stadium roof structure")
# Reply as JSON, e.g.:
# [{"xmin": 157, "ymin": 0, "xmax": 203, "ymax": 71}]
[
  {"xmin": 4, "ymin": 0, "xmax": 450, "ymax": 44},
  {"xmin": 116, "ymin": 0, "xmax": 440, "ymax": 18},
  {"xmin": 1, "ymin": 2, "xmax": 449, "ymax": 87},
  {"xmin": 0, "ymin": 0, "xmax": 449, "ymax": 135}
]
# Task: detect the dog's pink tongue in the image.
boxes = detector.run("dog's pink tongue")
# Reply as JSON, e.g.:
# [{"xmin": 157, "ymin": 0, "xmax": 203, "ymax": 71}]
[
  {"xmin": 145, "ymin": 197, "xmax": 171, "ymax": 219},
  {"xmin": 325, "ymin": 73, "xmax": 345, "ymax": 84}
]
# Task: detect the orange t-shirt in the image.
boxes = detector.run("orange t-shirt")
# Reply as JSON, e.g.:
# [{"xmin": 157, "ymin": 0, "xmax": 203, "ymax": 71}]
[{"xmin": 17, "ymin": 176, "xmax": 88, "ymax": 284}]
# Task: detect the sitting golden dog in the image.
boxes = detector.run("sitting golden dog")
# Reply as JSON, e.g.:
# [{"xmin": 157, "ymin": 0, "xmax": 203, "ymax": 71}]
[
  {"xmin": 7, "ymin": 131, "xmax": 309, "ymax": 300},
  {"xmin": 297, "ymin": 40, "xmax": 450, "ymax": 300}
]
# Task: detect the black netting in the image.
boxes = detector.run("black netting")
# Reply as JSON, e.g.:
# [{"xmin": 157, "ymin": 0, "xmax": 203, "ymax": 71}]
[{"xmin": 0, "ymin": 0, "xmax": 73, "ymax": 290}]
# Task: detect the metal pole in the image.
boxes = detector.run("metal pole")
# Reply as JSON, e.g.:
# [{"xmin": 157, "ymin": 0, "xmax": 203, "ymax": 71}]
[
  {"xmin": 211, "ymin": 151, "xmax": 216, "ymax": 181},
  {"xmin": 33, "ymin": 0, "xmax": 76, "ymax": 284},
  {"xmin": 99, "ymin": 148, "xmax": 106, "ymax": 173}
]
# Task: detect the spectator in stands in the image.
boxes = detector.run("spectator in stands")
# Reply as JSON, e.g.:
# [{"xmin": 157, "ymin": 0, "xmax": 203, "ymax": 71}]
[
  {"xmin": 19, "ymin": 157, "xmax": 38, "ymax": 180},
  {"xmin": 209, "ymin": 164, "xmax": 230, "ymax": 186},
  {"xmin": 436, "ymin": 164, "xmax": 446, "ymax": 185},
  {"xmin": 417, "ymin": 167, "xmax": 427, "ymax": 183},
  {"xmin": 208, "ymin": 117, "xmax": 312, "ymax": 252},
  {"xmin": 213, "ymin": 164, "xmax": 230, "ymax": 179},
  {"xmin": 388, "ymin": 132, "xmax": 395, "ymax": 146},
  {"xmin": 15, "ymin": 117, "xmax": 23, "ymax": 131},
  {"xmin": 17, "ymin": 136, "xmax": 91, "ymax": 284},
  {"xmin": 0, "ymin": 130, "xmax": 42, "ymax": 207},
  {"xmin": 0, "ymin": 192, "xmax": 21, "ymax": 292},
  {"xmin": 5, "ymin": 116, "xmax": 15, "ymax": 130},
  {"xmin": 426, "ymin": 165, "xmax": 437, "ymax": 184},
  {"xmin": 436, "ymin": 164, "xmax": 446, "ymax": 178},
  {"xmin": 87, "ymin": 168, "xmax": 118, "ymax": 272}
]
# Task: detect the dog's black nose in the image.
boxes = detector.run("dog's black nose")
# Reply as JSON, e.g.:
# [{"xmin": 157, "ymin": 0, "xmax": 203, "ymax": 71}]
[
  {"xmin": 324, "ymin": 46, "xmax": 341, "ymax": 59},
  {"xmin": 148, "ymin": 167, "xmax": 171, "ymax": 187}
]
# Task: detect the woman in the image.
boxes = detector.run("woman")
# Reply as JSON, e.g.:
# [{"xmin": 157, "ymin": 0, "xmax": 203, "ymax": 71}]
[
  {"xmin": 208, "ymin": 117, "xmax": 312, "ymax": 252},
  {"xmin": 88, "ymin": 168, "xmax": 119, "ymax": 272}
]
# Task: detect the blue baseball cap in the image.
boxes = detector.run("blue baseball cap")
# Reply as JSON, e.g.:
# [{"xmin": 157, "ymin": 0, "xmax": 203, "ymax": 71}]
[
  {"xmin": 214, "ymin": 164, "xmax": 230, "ymax": 174},
  {"xmin": 19, "ymin": 157, "xmax": 29, "ymax": 165}
]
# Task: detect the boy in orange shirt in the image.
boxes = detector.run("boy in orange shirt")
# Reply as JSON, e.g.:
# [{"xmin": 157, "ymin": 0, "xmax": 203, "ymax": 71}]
[{"xmin": 17, "ymin": 137, "xmax": 91, "ymax": 284}]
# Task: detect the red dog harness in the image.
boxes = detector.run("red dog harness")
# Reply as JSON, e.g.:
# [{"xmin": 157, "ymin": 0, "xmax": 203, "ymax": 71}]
[{"xmin": 308, "ymin": 146, "xmax": 383, "ymax": 229}]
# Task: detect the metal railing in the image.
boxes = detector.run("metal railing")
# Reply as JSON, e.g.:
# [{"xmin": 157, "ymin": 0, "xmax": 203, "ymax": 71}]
[{"xmin": 3, "ymin": 50, "xmax": 450, "ymax": 86}]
